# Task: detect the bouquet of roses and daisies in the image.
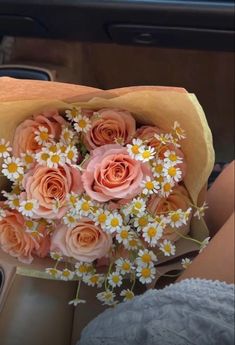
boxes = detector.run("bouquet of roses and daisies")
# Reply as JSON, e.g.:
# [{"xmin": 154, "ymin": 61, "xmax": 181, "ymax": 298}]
[{"xmin": 0, "ymin": 86, "xmax": 214, "ymax": 306}]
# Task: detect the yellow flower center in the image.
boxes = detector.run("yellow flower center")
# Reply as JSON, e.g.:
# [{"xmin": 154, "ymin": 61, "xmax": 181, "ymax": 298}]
[
  {"xmin": 62, "ymin": 271, "xmax": 70, "ymax": 277},
  {"xmin": 154, "ymin": 164, "xmax": 163, "ymax": 173},
  {"xmin": 60, "ymin": 145, "xmax": 66, "ymax": 153},
  {"xmin": 125, "ymin": 291, "xmax": 134, "ymax": 300},
  {"xmin": 171, "ymin": 213, "xmax": 180, "ymax": 222},
  {"xmin": 25, "ymin": 202, "xmax": 33, "ymax": 211},
  {"xmin": 134, "ymin": 201, "xmax": 142, "ymax": 209},
  {"xmin": 142, "ymin": 151, "xmax": 151, "ymax": 159},
  {"xmin": 112, "ymin": 275, "xmax": 120, "ymax": 284},
  {"xmin": 147, "ymin": 227, "xmax": 157, "ymax": 238},
  {"xmin": 138, "ymin": 216, "xmax": 148, "ymax": 227},
  {"xmin": 122, "ymin": 262, "xmax": 131, "ymax": 271},
  {"xmin": 25, "ymin": 154, "xmax": 33, "ymax": 164},
  {"xmin": 68, "ymin": 216, "xmax": 75, "ymax": 223},
  {"xmin": 41, "ymin": 153, "xmax": 49, "ymax": 161},
  {"xmin": 63, "ymin": 132, "xmax": 70, "ymax": 141},
  {"xmin": 98, "ymin": 213, "xmax": 107, "ymax": 223},
  {"xmin": 49, "ymin": 269, "xmax": 58, "ymax": 276},
  {"xmin": 0, "ymin": 144, "xmax": 7, "ymax": 153},
  {"xmin": 70, "ymin": 195, "xmax": 76, "ymax": 205},
  {"xmin": 8, "ymin": 163, "xmax": 18, "ymax": 173},
  {"xmin": 67, "ymin": 150, "xmax": 74, "ymax": 160},
  {"xmin": 111, "ymin": 218, "xmax": 119, "ymax": 227},
  {"xmin": 81, "ymin": 202, "xmax": 90, "ymax": 212},
  {"xmin": 145, "ymin": 181, "xmax": 154, "ymax": 190},
  {"xmin": 13, "ymin": 198, "xmax": 20, "ymax": 207},
  {"xmin": 141, "ymin": 253, "xmax": 151, "ymax": 263},
  {"xmin": 156, "ymin": 176, "xmax": 164, "ymax": 183},
  {"xmin": 78, "ymin": 119, "xmax": 87, "ymax": 129},
  {"xmin": 71, "ymin": 108, "xmax": 79, "ymax": 118},
  {"xmin": 25, "ymin": 220, "xmax": 34, "ymax": 228},
  {"xmin": 169, "ymin": 153, "xmax": 177, "ymax": 161},
  {"xmin": 78, "ymin": 265, "xmax": 87, "ymax": 273},
  {"xmin": 168, "ymin": 166, "xmax": 176, "ymax": 177},
  {"xmin": 129, "ymin": 239, "xmax": 138, "ymax": 247},
  {"xmin": 49, "ymin": 145, "xmax": 57, "ymax": 153},
  {"xmin": 131, "ymin": 145, "xmax": 139, "ymax": 154},
  {"xmin": 120, "ymin": 230, "xmax": 128, "ymax": 239},
  {"xmin": 51, "ymin": 154, "xmax": 60, "ymax": 164},
  {"xmin": 141, "ymin": 267, "xmax": 151, "ymax": 278},
  {"xmin": 90, "ymin": 275, "xmax": 99, "ymax": 284},
  {"xmin": 40, "ymin": 131, "xmax": 49, "ymax": 141},
  {"xmin": 163, "ymin": 183, "xmax": 172, "ymax": 192},
  {"xmin": 164, "ymin": 244, "xmax": 171, "ymax": 253}
]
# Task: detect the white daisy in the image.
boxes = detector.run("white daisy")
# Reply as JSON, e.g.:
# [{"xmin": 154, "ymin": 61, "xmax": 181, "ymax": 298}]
[
  {"xmin": 194, "ymin": 202, "xmax": 209, "ymax": 220},
  {"xmin": 75, "ymin": 198, "xmax": 94, "ymax": 217},
  {"xmin": 35, "ymin": 126, "xmax": 53, "ymax": 145},
  {"xmin": 94, "ymin": 209, "xmax": 110, "ymax": 228},
  {"xmin": 116, "ymin": 226, "xmax": 132, "ymax": 245},
  {"xmin": 4, "ymin": 193, "xmax": 20, "ymax": 210},
  {"xmin": 159, "ymin": 240, "xmax": 176, "ymax": 256},
  {"xmin": 35, "ymin": 148, "xmax": 50, "ymax": 166},
  {"xmin": 136, "ymin": 265, "xmax": 156, "ymax": 284},
  {"xmin": 96, "ymin": 290, "xmax": 116, "ymax": 306},
  {"xmin": 60, "ymin": 126, "xmax": 75, "ymax": 144},
  {"xmin": 115, "ymin": 258, "xmax": 133, "ymax": 275},
  {"xmin": 74, "ymin": 115, "xmax": 91, "ymax": 134},
  {"xmin": 67, "ymin": 192, "xmax": 79, "ymax": 208},
  {"xmin": 163, "ymin": 164, "xmax": 183, "ymax": 183},
  {"xmin": 173, "ymin": 121, "xmax": 186, "ymax": 140},
  {"xmin": 138, "ymin": 146, "xmax": 156, "ymax": 162},
  {"xmin": 167, "ymin": 209, "xmax": 186, "ymax": 228},
  {"xmin": 141, "ymin": 176, "xmax": 160, "ymax": 196},
  {"xmin": 63, "ymin": 213, "xmax": 77, "ymax": 228},
  {"xmin": 75, "ymin": 262, "xmax": 93, "ymax": 277},
  {"xmin": 69, "ymin": 298, "xmax": 86, "ymax": 306},
  {"xmin": 45, "ymin": 268, "xmax": 61, "ymax": 279},
  {"xmin": 152, "ymin": 159, "xmax": 164, "ymax": 178},
  {"xmin": 120, "ymin": 289, "xmax": 135, "ymax": 302},
  {"xmin": 136, "ymin": 249, "xmax": 157, "ymax": 267},
  {"xmin": 64, "ymin": 145, "xmax": 78, "ymax": 164},
  {"xmin": 106, "ymin": 212, "xmax": 123, "ymax": 233},
  {"xmin": 142, "ymin": 223, "xmax": 163, "ymax": 247},
  {"xmin": 0, "ymin": 208, "xmax": 6, "ymax": 221},
  {"xmin": 126, "ymin": 138, "xmax": 145, "ymax": 159},
  {"xmin": 47, "ymin": 150, "xmax": 65, "ymax": 168},
  {"xmin": 0, "ymin": 138, "xmax": 12, "ymax": 158},
  {"xmin": 181, "ymin": 258, "xmax": 192, "ymax": 269},
  {"xmin": 199, "ymin": 237, "xmax": 210, "ymax": 253},
  {"xmin": 21, "ymin": 151, "xmax": 35, "ymax": 169},
  {"xmin": 130, "ymin": 197, "xmax": 146, "ymax": 216},
  {"xmin": 50, "ymin": 251, "xmax": 63, "ymax": 262},
  {"xmin": 133, "ymin": 214, "xmax": 151, "ymax": 232},
  {"xmin": 125, "ymin": 237, "xmax": 140, "ymax": 251},
  {"xmin": 19, "ymin": 199, "xmax": 39, "ymax": 217},
  {"xmin": 108, "ymin": 272, "xmax": 123, "ymax": 288},
  {"xmin": 65, "ymin": 107, "xmax": 81, "ymax": 121},
  {"xmin": 154, "ymin": 133, "xmax": 173, "ymax": 145},
  {"xmin": 83, "ymin": 274, "xmax": 105, "ymax": 288},
  {"xmin": 163, "ymin": 150, "xmax": 183, "ymax": 166},
  {"xmin": 60, "ymin": 269, "xmax": 75, "ymax": 281},
  {"xmin": 2, "ymin": 157, "xmax": 24, "ymax": 181},
  {"xmin": 160, "ymin": 181, "xmax": 174, "ymax": 198}
]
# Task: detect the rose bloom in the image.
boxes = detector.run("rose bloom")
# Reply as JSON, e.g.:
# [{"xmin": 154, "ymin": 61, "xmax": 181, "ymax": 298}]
[
  {"xmin": 51, "ymin": 218, "xmax": 112, "ymax": 263},
  {"xmin": 147, "ymin": 184, "xmax": 192, "ymax": 242},
  {"xmin": 12, "ymin": 109, "xmax": 67, "ymax": 156},
  {"xmin": 82, "ymin": 144, "xmax": 152, "ymax": 202},
  {"xmin": 0, "ymin": 206, "xmax": 50, "ymax": 264},
  {"xmin": 22, "ymin": 163, "xmax": 83, "ymax": 219},
  {"xmin": 83, "ymin": 108, "xmax": 136, "ymax": 150}
]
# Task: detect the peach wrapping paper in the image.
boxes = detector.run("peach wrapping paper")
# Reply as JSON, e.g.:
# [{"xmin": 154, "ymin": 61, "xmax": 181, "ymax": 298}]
[{"xmin": 0, "ymin": 77, "xmax": 215, "ymax": 276}]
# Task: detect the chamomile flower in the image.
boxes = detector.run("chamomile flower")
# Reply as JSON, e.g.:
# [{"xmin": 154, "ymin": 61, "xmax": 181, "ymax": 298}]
[
  {"xmin": 154, "ymin": 133, "xmax": 173, "ymax": 145},
  {"xmin": 173, "ymin": 121, "xmax": 186, "ymax": 140},
  {"xmin": 60, "ymin": 269, "xmax": 75, "ymax": 281},
  {"xmin": 105, "ymin": 212, "xmax": 123, "ymax": 233},
  {"xmin": 138, "ymin": 146, "xmax": 155, "ymax": 162},
  {"xmin": 35, "ymin": 148, "xmax": 50, "ymax": 166},
  {"xmin": 47, "ymin": 150, "xmax": 65, "ymax": 168},
  {"xmin": 64, "ymin": 145, "xmax": 78, "ymax": 164},
  {"xmin": 97, "ymin": 290, "xmax": 116, "ymax": 306},
  {"xmin": 130, "ymin": 197, "xmax": 146, "ymax": 215},
  {"xmin": 163, "ymin": 164, "xmax": 182, "ymax": 183},
  {"xmin": 35, "ymin": 126, "xmax": 53, "ymax": 145},
  {"xmin": 21, "ymin": 151, "xmax": 35, "ymax": 169},
  {"xmin": 167, "ymin": 209, "xmax": 186, "ymax": 228},
  {"xmin": 136, "ymin": 249, "xmax": 157, "ymax": 267},
  {"xmin": 115, "ymin": 258, "xmax": 133, "ymax": 275},
  {"xmin": 199, "ymin": 237, "xmax": 210, "ymax": 253},
  {"xmin": 65, "ymin": 107, "xmax": 81, "ymax": 121},
  {"xmin": 127, "ymin": 138, "xmax": 144, "ymax": 159},
  {"xmin": 0, "ymin": 138, "xmax": 12, "ymax": 158},
  {"xmin": 133, "ymin": 214, "xmax": 150, "ymax": 232},
  {"xmin": 194, "ymin": 202, "xmax": 208, "ymax": 220},
  {"xmin": 50, "ymin": 251, "xmax": 63, "ymax": 262},
  {"xmin": 83, "ymin": 273, "xmax": 105, "ymax": 288},
  {"xmin": 0, "ymin": 208, "xmax": 6, "ymax": 221},
  {"xmin": 163, "ymin": 150, "xmax": 183, "ymax": 166},
  {"xmin": 4, "ymin": 193, "xmax": 20, "ymax": 209},
  {"xmin": 159, "ymin": 240, "xmax": 176, "ymax": 256},
  {"xmin": 125, "ymin": 237, "xmax": 140, "ymax": 251},
  {"xmin": 63, "ymin": 213, "xmax": 77, "ymax": 227},
  {"xmin": 94, "ymin": 209, "xmax": 110, "ymax": 228},
  {"xmin": 120, "ymin": 289, "xmax": 135, "ymax": 302},
  {"xmin": 141, "ymin": 176, "xmax": 160, "ymax": 196},
  {"xmin": 2, "ymin": 157, "xmax": 24, "ymax": 181},
  {"xmin": 69, "ymin": 298, "xmax": 86, "ymax": 306},
  {"xmin": 152, "ymin": 159, "xmax": 164, "ymax": 178},
  {"xmin": 160, "ymin": 181, "xmax": 174, "ymax": 198},
  {"xmin": 19, "ymin": 199, "xmax": 39, "ymax": 217},
  {"xmin": 136, "ymin": 265, "xmax": 156, "ymax": 284},
  {"xmin": 183, "ymin": 207, "xmax": 192, "ymax": 223},
  {"xmin": 67, "ymin": 192, "xmax": 79, "ymax": 208},
  {"xmin": 60, "ymin": 126, "xmax": 75, "ymax": 144},
  {"xmin": 116, "ymin": 226, "xmax": 132, "ymax": 245},
  {"xmin": 75, "ymin": 198, "xmax": 94, "ymax": 217},
  {"xmin": 142, "ymin": 223, "xmax": 163, "ymax": 247},
  {"xmin": 74, "ymin": 115, "xmax": 91, "ymax": 134},
  {"xmin": 45, "ymin": 268, "xmax": 61, "ymax": 279},
  {"xmin": 181, "ymin": 258, "xmax": 192, "ymax": 269},
  {"xmin": 108, "ymin": 272, "xmax": 123, "ymax": 288},
  {"xmin": 75, "ymin": 262, "xmax": 93, "ymax": 277}
]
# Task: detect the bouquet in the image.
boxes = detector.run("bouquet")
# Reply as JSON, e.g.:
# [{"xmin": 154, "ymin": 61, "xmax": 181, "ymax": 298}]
[{"xmin": 0, "ymin": 82, "xmax": 215, "ymax": 308}]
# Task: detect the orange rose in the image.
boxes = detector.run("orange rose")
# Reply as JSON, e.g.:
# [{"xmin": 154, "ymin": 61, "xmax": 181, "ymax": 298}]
[
  {"xmin": 83, "ymin": 108, "xmax": 136, "ymax": 150},
  {"xmin": 12, "ymin": 109, "xmax": 67, "ymax": 156},
  {"xmin": 147, "ymin": 184, "xmax": 192, "ymax": 242},
  {"xmin": 0, "ymin": 207, "xmax": 50, "ymax": 264},
  {"xmin": 51, "ymin": 218, "xmax": 112, "ymax": 263}
]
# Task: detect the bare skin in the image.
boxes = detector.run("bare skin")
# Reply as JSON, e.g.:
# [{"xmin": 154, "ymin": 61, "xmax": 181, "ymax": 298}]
[{"xmin": 177, "ymin": 161, "xmax": 234, "ymax": 284}]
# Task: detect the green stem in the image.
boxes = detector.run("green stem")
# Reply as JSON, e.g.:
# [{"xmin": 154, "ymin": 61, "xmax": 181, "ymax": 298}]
[
  {"xmin": 76, "ymin": 279, "xmax": 82, "ymax": 299},
  {"xmin": 173, "ymin": 228, "xmax": 202, "ymax": 246}
]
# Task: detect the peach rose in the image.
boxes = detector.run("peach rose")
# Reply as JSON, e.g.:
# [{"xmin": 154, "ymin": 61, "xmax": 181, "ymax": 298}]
[
  {"xmin": 12, "ymin": 109, "xmax": 67, "ymax": 156},
  {"xmin": 22, "ymin": 163, "xmax": 83, "ymax": 219},
  {"xmin": 0, "ymin": 207, "xmax": 50, "ymax": 264},
  {"xmin": 83, "ymin": 108, "xmax": 136, "ymax": 150},
  {"xmin": 82, "ymin": 144, "xmax": 151, "ymax": 202},
  {"xmin": 147, "ymin": 184, "xmax": 192, "ymax": 242},
  {"xmin": 51, "ymin": 218, "xmax": 112, "ymax": 263}
]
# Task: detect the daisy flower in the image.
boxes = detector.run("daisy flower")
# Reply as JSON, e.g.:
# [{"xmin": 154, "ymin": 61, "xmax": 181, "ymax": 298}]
[
  {"xmin": 181, "ymin": 258, "xmax": 192, "ymax": 269},
  {"xmin": 163, "ymin": 150, "xmax": 183, "ymax": 166},
  {"xmin": 130, "ymin": 197, "xmax": 146, "ymax": 216},
  {"xmin": 47, "ymin": 150, "xmax": 65, "ymax": 168},
  {"xmin": 167, "ymin": 209, "xmax": 186, "ymax": 228},
  {"xmin": 96, "ymin": 290, "xmax": 116, "ymax": 306},
  {"xmin": 45, "ymin": 268, "xmax": 61, "ymax": 279},
  {"xmin": 63, "ymin": 213, "xmax": 78, "ymax": 228},
  {"xmin": 60, "ymin": 269, "xmax": 75, "ymax": 281},
  {"xmin": 152, "ymin": 159, "xmax": 164, "ymax": 178},
  {"xmin": 194, "ymin": 202, "xmax": 209, "ymax": 220},
  {"xmin": 154, "ymin": 133, "xmax": 173, "ymax": 145},
  {"xmin": 69, "ymin": 298, "xmax": 86, "ymax": 306},
  {"xmin": 159, "ymin": 240, "xmax": 176, "ymax": 256},
  {"xmin": 138, "ymin": 146, "xmax": 155, "ymax": 162},
  {"xmin": 35, "ymin": 148, "xmax": 50, "ymax": 166},
  {"xmin": 35, "ymin": 126, "xmax": 53, "ymax": 145},
  {"xmin": 83, "ymin": 273, "xmax": 105, "ymax": 288},
  {"xmin": 115, "ymin": 258, "xmax": 133, "ymax": 275},
  {"xmin": 105, "ymin": 212, "xmax": 123, "ymax": 233},
  {"xmin": 67, "ymin": 192, "xmax": 79, "ymax": 208},
  {"xmin": 74, "ymin": 115, "xmax": 91, "ymax": 134},
  {"xmin": 0, "ymin": 208, "xmax": 6, "ymax": 221},
  {"xmin": 0, "ymin": 138, "xmax": 12, "ymax": 158},
  {"xmin": 142, "ymin": 223, "xmax": 163, "ymax": 247},
  {"xmin": 108, "ymin": 272, "xmax": 123, "ymax": 288},
  {"xmin": 75, "ymin": 262, "xmax": 93, "ymax": 277},
  {"xmin": 173, "ymin": 121, "xmax": 186, "ymax": 140},
  {"xmin": 21, "ymin": 151, "xmax": 35, "ymax": 169},
  {"xmin": 65, "ymin": 107, "xmax": 81, "ymax": 121},
  {"xmin": 136, "ymin": 265, "xmax": 156, "ymax": 284},
  {"xmin": 60, "ymin": 126, "xmax": 75, "ymax": 144},
  {"xmin": 2, "ymin": 157, "xmax": 24, "ymax": 181},
  {"xmin": 126, "ymin": 138, "xmax": 144, "ymax": 159},
  {"xmin": 133, "ymin": 214, "xmax": 150, "ymax": 232},
  {"xmin": 4, "ymin": 193, "xmax": 20, "ymax": 210},
  {"xmin": 199, "ymin": 237, "xmax": 210, "ymax": 253},
  {"xmin": 125, "ymin": 237, "xmax": 140, "ymax": 251},
  {"xmin": 75, "ymin": 198, "xmax": 94, "ymax": 217},
  {"xmin": 19, "ymin": 199, "xmax": 39, "ymax": 217},
  {"xmin": 120, "ymin": 289, "xmax": 135, "ymax": 302},
  {"xmin": 50, "ymin": 251, "xmax": 63, "ymax": 262},
  {"xmin": 141, "ymin": 176, "xmax": 160, "ymax": 196},
  {"xmin": 136, "ymin": 249, "xmax": 157, "ymax": 267},
  {"xmin": 94, "ymin": 209, "xmax": 110, "ymax": 228},
  {"xmin": 163, "ymin": 164, "xmax": 182, "ymax": 183},
  {"xmin": 160, "ymin": 180, "xmax": 174, "ymax": 198},
  {"xmin": 116, "ymin": 226, "xmax": 132, "ymax": 245},
  {"xmin": 64, "ymin": 145, "xmax": 78, "ymax": 164}
]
